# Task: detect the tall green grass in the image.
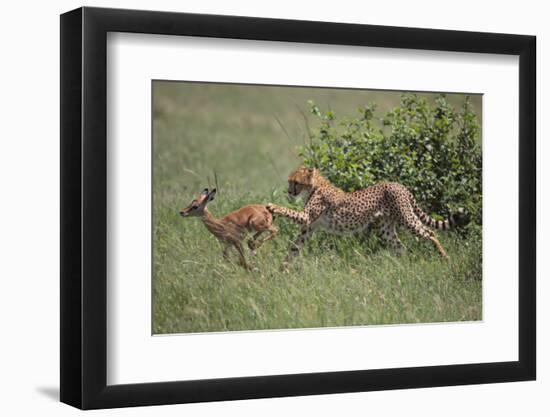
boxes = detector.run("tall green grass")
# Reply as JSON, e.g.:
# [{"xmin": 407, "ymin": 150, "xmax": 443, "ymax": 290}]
[{"xmin": 152, "ymin": 82, "xmax": 482, "ymax": 334}]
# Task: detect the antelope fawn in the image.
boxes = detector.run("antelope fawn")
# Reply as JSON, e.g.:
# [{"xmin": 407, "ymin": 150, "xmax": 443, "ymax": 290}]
[{"xmin": 179, "ymin": 188, "xmax": 278, "ymax": 270}]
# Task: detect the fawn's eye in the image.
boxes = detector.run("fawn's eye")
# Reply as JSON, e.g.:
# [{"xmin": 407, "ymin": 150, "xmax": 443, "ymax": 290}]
[{"xmin": 192, "ymin": 205, "xmax": 198, "ymax": 209}]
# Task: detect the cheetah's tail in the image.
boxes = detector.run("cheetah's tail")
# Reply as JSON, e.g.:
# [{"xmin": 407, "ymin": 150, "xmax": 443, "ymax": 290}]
[{"xmin": 410, "ymin": 195, "xmax": 470, "ymax": 230}]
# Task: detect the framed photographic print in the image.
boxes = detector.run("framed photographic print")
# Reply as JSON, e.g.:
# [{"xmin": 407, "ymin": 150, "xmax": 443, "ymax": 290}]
[{"xmin": 60, "ymin": 6, "xmax": 536, "ymax": 410}]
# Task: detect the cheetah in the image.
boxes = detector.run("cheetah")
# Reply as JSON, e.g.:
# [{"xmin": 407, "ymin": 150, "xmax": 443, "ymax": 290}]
[{"xmin": 267, "ymin": 166, "xmax": 468, "ymax": 269}]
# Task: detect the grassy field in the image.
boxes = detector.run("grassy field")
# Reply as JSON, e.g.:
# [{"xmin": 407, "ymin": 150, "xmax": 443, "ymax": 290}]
[{"xmin": 152, "ymin": 81, "xmax": 482, "ymax": 334}]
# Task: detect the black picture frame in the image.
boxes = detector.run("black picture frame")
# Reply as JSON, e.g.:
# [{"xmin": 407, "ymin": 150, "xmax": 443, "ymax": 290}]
[{"xmin": 60, "ymin": 6, "xmax": 536, "ymax": 410}]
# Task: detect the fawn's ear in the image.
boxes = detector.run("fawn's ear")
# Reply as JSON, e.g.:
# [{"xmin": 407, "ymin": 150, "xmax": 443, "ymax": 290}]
[
  {"xmin": 208, "ymin": 188, "xmax": 216, "ymax": 201},
  {"xmin": 201, "ymin": 188, "xmax": 209, "ymax": 196}
]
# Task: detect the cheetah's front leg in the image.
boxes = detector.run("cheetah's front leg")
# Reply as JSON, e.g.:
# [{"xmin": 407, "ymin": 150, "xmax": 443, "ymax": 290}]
[
  {"xmin": 267, "ymin": 202, "xmax": 322, "ymax": 271},
  {"xmin": 282, "ymin": 227, "xmax": 314, "ymax": 272},
  {"xmin": 266, "ymin": 204, "xmax": 309, "ymax": 226}
]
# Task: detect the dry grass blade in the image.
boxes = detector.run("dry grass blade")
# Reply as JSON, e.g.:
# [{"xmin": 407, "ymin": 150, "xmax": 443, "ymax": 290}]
[
  {"xmin": 265, "ymin": 152, "xmax": 283, "ymax": 181},
  {"xmin": 272, "ymin": 113, "xmax": 299, "ymax": 159},
  {"xmin": 214, "ymin": 170, "xmax": 221, "ymax": 194},
  {"xmin": 293, "ymin": 102, "xmax": 313, "ymax": 145}
]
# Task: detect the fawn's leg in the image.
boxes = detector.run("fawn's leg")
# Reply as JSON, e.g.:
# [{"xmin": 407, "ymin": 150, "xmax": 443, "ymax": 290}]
[
  {"xmin": 233, "ymin": 241, "xmax": 251, "ymax": 270},
  {"xmin": 247, "ymin": 231, "xmax": 264, "ymax": 254},
  {"xmin": 249, "ymin": 225, "xmax": 278, "ymax": 252},
  {"xmin": 222, "ymin": 245, "xmax": 231, "ymax": 261}
]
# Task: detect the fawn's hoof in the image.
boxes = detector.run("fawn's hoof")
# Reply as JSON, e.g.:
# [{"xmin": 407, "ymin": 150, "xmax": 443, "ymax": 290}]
[{"xmin": 280, "ymin": 262, "xmax": 290, "ymax": 274}]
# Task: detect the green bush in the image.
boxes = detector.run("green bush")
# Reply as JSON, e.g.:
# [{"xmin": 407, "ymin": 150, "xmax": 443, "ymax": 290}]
[{"xmin": 299, "ymin": 93, "xmax": 482, "ymax": 227}]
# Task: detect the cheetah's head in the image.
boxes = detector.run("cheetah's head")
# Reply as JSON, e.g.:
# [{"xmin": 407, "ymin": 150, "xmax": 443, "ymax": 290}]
[{"xmin": 287, "ymin": 165, "xmax": 315, "ymax": 201}]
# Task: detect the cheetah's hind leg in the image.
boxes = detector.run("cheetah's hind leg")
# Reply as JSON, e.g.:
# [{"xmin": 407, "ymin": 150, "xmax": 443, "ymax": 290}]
[
  {"xmin": 395, "ymin": 202, "xmax": 448, "ymax": 259},
  {"xmin": 402, "ymin": 215, "xmax": 448, "ymax": 259}
]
